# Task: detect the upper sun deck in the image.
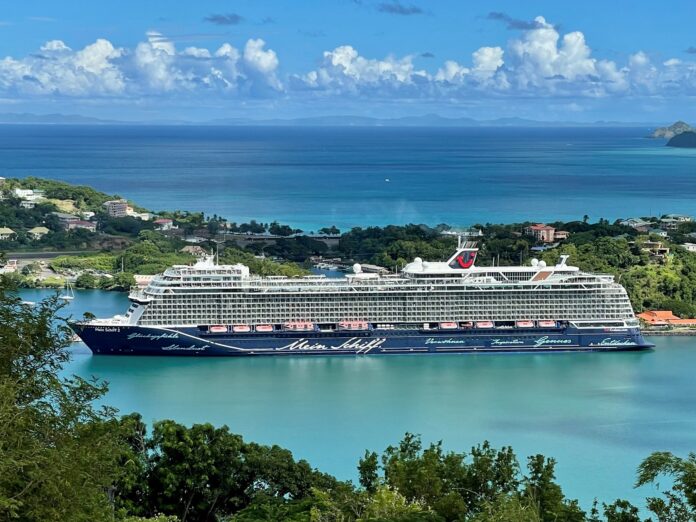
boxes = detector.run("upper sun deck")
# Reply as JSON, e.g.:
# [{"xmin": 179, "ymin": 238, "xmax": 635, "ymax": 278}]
[
  {"xmin": 161, "ymin": 255, "xmax": 250, "ymax": 280},
  {"xmin": 128, "ymin": 244, "xmax": 617, "ymax": 304}
]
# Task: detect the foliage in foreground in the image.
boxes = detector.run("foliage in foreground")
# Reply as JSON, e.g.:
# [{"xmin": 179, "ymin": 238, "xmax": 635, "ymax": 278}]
[{"xmin": 2, "ymin": 280, "xmax": 696, "ymax": 521}]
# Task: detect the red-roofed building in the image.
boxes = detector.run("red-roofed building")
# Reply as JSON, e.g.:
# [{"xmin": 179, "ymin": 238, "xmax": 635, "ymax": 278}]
[
  {"xmin": 637, "ymin": 310, "xmax": 696, "ymax": 327},
  {"xmin": 154, "ymin": 218, "xmax": 175, "ymax": 231},
  {"xmin": 67, "ymin": 220, "xmax": 97, "ymax": 232},
  {"xmin": 525, "ymin": 224, "xmax": 556, "ymax": 243}
]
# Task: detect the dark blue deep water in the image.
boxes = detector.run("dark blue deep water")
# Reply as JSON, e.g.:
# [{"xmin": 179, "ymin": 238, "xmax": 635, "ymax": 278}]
[{"xmin": 2, "ymin": 125, "xmax": 695, "ymax": 230}]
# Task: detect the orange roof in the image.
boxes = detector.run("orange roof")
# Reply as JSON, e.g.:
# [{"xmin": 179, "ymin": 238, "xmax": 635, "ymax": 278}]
[
  {"xmin": 667, "ymin": 319, "xmax": 696, "ymax": 325},
  {"xmin": 637, "ymin": 310, "xmax": 696, "ymax": 325},
  {"xmin": 638, "ymin": 310, "xmax": 678, "ymax": 320},
  {"xmin": 528, "ymin": 224, "xmax": 554, "ymax": 230}
]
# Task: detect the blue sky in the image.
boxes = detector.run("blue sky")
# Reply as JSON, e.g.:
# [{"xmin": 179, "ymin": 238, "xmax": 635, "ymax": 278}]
[{"xmin": 1, "ymin": 0, "xmax": 695, "ymax": 122}]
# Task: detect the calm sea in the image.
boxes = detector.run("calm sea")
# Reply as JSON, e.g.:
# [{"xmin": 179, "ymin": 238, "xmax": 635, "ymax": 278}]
[
  {"xmin": 2, "ymin": 125, "xmax": 696, "ymax": 230},
  {"xmin": 18, "ymin": 288, "xmax": 696, "ymax": 509}
]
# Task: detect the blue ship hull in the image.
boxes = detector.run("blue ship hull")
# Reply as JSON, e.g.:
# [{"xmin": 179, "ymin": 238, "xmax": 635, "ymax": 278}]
[{"xmin": 70, "ymin": 323, "xmax": 653, "ymax": 356}]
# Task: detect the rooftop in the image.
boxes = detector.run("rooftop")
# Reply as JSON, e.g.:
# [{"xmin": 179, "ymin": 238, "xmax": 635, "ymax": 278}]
[
  {"xmin": 28, "ymin": 226, "xmax": 50, "ymax": 233},
  {"xmin": 637, "ymin": 310, "xmax": 696, "ymax": 326},
  {"xmin": 527, "ymin": 223, "xmax": 555, "ymax": 231}
]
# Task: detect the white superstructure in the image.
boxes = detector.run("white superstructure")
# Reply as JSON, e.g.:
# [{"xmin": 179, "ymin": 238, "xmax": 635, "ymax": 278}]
[{"xmin": 121, "ymin": 243, "xmax": 637, "ymax": 329}]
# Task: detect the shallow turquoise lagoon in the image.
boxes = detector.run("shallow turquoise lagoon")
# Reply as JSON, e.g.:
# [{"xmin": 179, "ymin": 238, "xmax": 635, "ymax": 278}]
[{"xmin": 18, "ymin": 288, "xmax": 696, "ymax": 508}]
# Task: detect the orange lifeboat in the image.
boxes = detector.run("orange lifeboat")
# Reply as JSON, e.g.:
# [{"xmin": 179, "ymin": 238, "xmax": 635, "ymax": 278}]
[
  {"xmin": 538, "ymin": 320, "xmax": 557, "ymax": 328},
  {"xmin": 284, "ymin": 322, "xmax": 315, "ymax": 332},
  {"xmin": 232, "ymin": 325, "xmax": 251, "ymax": 333},
  {"xmin": 516, "ymin": 320, "xmax": 535, "ymax": 328},
  {"xmin": 439, "ymin": 322, "xmax": 458, "ymax": 330},
  {"xmin": 475, "ymin": 321, "xmax": 494, "ymax": 329},
  {"xmin": 209, "ymin": 325, "xmax": 228, "ymax": 333},
  {"xmin": 256, "ymin": 324, "xmax": 273, "ymax": 332},
  {"xmin": 338, "ymin": 320, "xmax": 369, "ymax": 331}
]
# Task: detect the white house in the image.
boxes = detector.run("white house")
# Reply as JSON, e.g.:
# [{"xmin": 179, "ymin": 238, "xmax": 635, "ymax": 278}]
[
  {"xmin": 154, "ymin": 218, "xmax": 175, "ymax": 231},
  {"xmin": 28, "ymin": 226, "xmax": 50, "ymax": 240},
  {"xmin": 13, "ymin": 188, "xmax": 35, "ymax": 199},
  {"xmin": 0, "ymin": 227, "xmax": 16, "ymax": 240},
  {"xmin": 665, "ymin": 214, "xmax": 693, "ymax": 222}
]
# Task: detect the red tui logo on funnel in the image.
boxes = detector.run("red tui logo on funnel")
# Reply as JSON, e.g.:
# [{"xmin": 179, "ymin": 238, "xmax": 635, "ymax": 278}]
[{"xmin": 450, "ymin": 251, "xmax": 476, "ymax": 269}]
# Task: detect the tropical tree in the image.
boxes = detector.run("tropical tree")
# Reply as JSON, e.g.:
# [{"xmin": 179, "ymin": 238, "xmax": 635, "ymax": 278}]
[{"xmin": 0, "ymin": 279, "xmax": 124, "ymax": 521}]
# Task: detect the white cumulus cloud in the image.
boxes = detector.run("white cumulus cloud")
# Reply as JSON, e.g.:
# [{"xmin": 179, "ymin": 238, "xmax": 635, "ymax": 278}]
[
  {"xmin": 0, "ymin": 18, "xmax": 694, "ymax": 108},
  {"xmin": 0, "ymin": 33, "xmax": 283, "ymax": 99}
]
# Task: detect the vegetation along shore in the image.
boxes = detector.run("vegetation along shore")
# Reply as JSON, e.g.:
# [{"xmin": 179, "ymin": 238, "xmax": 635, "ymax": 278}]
[{"xmin": 3, "ymin": 176, "xmax": 696, "ymax": 334}]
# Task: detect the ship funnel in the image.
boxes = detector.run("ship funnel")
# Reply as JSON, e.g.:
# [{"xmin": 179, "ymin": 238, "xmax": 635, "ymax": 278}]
[{"xmin": 447, "ymin": 241, "xmax": 479, "ymax": 270}]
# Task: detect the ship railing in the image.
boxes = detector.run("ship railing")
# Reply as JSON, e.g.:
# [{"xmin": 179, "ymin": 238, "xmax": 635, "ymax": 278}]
[{"xmin": 85, "ymin": 315, "xmax": 130, "ymax": 326}]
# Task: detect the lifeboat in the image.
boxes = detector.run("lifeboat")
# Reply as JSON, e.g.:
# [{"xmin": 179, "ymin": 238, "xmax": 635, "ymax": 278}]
[
  {"xmin": 256, "ymin": 324, "xmax": 273, "ymax": 332},
  {"xmin": 232, "ymin": 325, "xmax": 252, "ymax": 333},
  {"xmin": 338, "ymin": 321, "xmax": 369, "ymax": 331},
  {"xmin": 209, "ymin": 325, "xmax": 228, "ymax": 333},
  {"xmin": 439, "ymin": 322, "xmax": 458, "ymax": 330},
  {"xmin": 516, "ymin": 320, "xmax": 535, "ymax": 328},
  {"xmin": 538, "ymin": 320, "xmax": 557, "ymax": 328},
  {"xmin": 284, "ymin": 321, "xmax": 315, "ymax": 332},
  {"xmin": 475, "ymin": 321, "xmax": 495, "ymax": 329}
]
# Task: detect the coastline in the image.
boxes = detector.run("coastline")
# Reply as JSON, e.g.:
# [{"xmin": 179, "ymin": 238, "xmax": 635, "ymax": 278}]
[{"xmin": 644, "ymin": 330, "xmax": 696, "ymax": 336}]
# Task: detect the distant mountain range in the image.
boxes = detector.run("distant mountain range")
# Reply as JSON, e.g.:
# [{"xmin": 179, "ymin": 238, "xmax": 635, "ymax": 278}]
[
  {"xmin": 0, "ymin": 113, "xmax": 120, "ymax": 124},
  {"xmin": 0, "ymin": 111, "xmax": 663, "ymax": 128},
  {"xmin": 206, "ymin": 114, "xmax": 657, "ymax": 128}
]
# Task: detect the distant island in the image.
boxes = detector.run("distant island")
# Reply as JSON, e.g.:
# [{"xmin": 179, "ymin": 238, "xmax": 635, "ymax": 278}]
[
  {"xmin": 667, "ymin": 131, "xmax": 696, "ymax": 148},
  {"xmin": 0, "ymin": 111, "xmax": 660, "ymax": 128},
  {"xmin": 650, "ymin": 120, "xmax": 695, "ymax": 139}
]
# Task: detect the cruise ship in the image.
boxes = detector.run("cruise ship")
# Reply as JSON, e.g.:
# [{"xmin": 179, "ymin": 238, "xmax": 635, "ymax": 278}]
[{"xmin": 70, "ymin": 240, "xmax": 653, "ymax": 356}]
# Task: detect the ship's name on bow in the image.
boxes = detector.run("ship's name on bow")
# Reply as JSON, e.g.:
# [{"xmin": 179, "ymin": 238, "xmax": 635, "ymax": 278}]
[
  {"xmin": 278, "ymin": 337, "xmax": 386, "ymax": 351},
  {"xmin": 591, "ymin": 338, "xmax": 635, "ymax": 347},
  {"xmin": 534, "ymin": 336, "xmax": 572, "ymax": 347},
  {"xmin": 127, "ymin": 332, "xmax": 179, "ymax": 340},
  {"xmin": 161, "ymin": 344, "xmax": 208, "ymax": 351}
]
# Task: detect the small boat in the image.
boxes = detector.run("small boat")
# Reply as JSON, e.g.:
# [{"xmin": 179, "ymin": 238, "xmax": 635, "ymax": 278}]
[
  {"xmin": 59, "ymin": 281, "xmax": 75, "ymax": 301},
  {"xmin": 284, "ymin": 322, "xmax": 315, "ymax": 332},
  {"xmin": 538, "ymin": 320, "xmax": 557, "ymax": 328},
  {"xmin": 232, "ymin": 325, "xmax": 251, "ymax": 333},
  {"xmin": 439, "ymin": 322, "xmax": 458, "ymax": 330},
  {"xmin": 475, "ymin": 321, "xmax": 495, "ymax": 329},
  {"xmin": 460, "ymin": 321, "xmax": 474, "ymax": 328},
  {"xmin": 256, "ymin": 324, "xmax": 273, "ymax": 332},
  {"xmin": 21, "ymin": 300, "xmax": 36, "ymax": 306},
  {"xmin": 209, "ymin": 325, "xmax": 228, "ymax": 333},
  {"xmin": 338, "ymin": 320, "xmax": 369, "ymax": 331},
  {"xmin": 516, "ymin": 320, "xmax": 535, "ymax": 328}
]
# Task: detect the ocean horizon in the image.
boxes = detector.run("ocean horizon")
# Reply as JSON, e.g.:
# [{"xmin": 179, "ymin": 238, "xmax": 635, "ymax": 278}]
[{"xmin": 2, "ymin": 124, "xmax": 695, "ymax": 231}]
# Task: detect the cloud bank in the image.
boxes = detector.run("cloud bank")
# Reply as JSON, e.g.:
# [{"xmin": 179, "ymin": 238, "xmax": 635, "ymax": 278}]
[
  {"xmin": 1, "ymin": 16, "xmax": 694, "ymax": 108},
  {"xmin": 0, "ymin": 32, "xmax": 281, "ymax": 98}
]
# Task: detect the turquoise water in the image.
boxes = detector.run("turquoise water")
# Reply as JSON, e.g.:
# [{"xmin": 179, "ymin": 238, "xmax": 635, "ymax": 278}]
[
  {"xmin": 19, "ymin": 288, "xmax": 696, "ymax": 509},
  {"xmin": 3, "ymin": 125, "xmax": 696, "ymax": 230}
]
